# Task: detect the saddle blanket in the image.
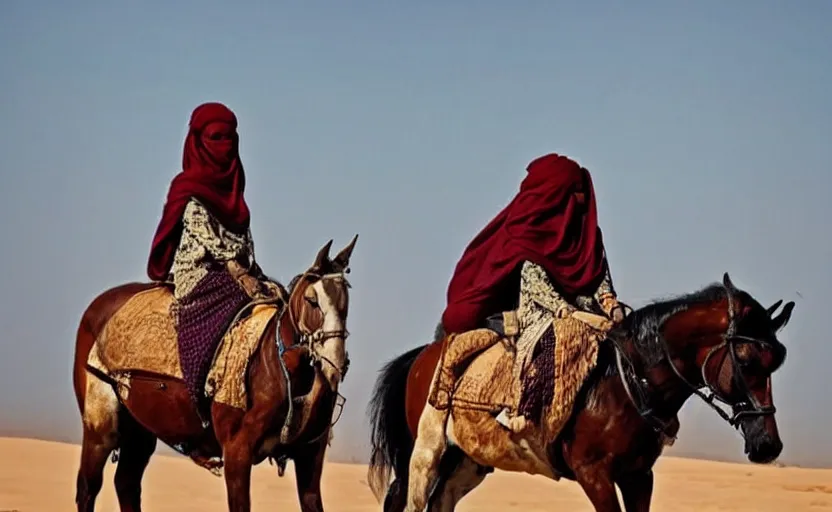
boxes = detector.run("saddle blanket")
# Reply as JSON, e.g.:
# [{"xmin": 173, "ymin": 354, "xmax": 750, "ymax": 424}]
[
  {"xmin": 86, "ymin": 286, "xmax": 278, "ymax": 410},
  {"xmin": 428, "ymin": 313, "xmax": 606, "ymax": 440}
]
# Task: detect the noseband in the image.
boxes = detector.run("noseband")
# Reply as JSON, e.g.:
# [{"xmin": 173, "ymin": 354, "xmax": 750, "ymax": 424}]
[{"xmin": 613, "ymin": 283, "xmax": 777, "ymax": 438}]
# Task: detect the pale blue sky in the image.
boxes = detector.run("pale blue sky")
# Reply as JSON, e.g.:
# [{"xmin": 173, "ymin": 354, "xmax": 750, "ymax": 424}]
[{"xmin": 1, "ymin": 2, "xmax": 830, "ymax": 467}]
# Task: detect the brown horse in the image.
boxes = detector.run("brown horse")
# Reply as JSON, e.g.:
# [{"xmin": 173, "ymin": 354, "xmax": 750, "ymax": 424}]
[
  {"xmin": 367, "ymin": 273, "xmax": 794, "ymax": 512},
  {"xmin": 73, "ymin": 236, "xmax": 358, "ymax": 512}
]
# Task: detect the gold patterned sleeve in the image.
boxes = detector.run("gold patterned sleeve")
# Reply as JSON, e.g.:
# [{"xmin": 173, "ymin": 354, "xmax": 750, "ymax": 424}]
[
  {"xmin": 520, "ymin": 261, "xmax": 572, "ymax": 317},
  {"xmin": 181, "ymin": 199, "xmax": 248, "ymax": 262}
]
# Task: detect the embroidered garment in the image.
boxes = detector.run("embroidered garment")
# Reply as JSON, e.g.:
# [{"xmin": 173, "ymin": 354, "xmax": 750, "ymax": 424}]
[
  {"xmin": 516, "ymin": 325, "xmax": 555, "ymax": 424},
  {"xmin": 171, "ymin": 198, "xmax": 255, "ymax": 299},
  {"xmin": 169, "ymin": 197, "xmax": 257, "ymax": 409},
  {"xmin": 512, "ymin": 259, "xmax": 615, "ymax": 412}
]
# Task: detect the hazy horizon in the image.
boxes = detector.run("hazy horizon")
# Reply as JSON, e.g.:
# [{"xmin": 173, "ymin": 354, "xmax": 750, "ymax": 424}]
[{"xmin": 1, "ymin": 2, "xmax": 831, "ymax": 468}]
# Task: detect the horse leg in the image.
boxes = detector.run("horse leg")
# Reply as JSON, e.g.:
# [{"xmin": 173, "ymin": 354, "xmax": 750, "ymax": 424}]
[
  {"xmin": 428, "ymin": 454, "xmax": 489, "ymax": 512},
  {"xmin": 76, "ymin": 429, "xmax": 115, "ymax": 512},
  {"xmin": 113, "ymin": 413, "xmax": 158, "ymax": 512},
  {"xmin": 76, "ymin": 373, "xmax": 120, "ymax": 512},
  {"xmin": 383, "ymin": 476, "xmax": 408, "ymax": 512},
  {"xmin": 617, "ymin": 470, "xmax": 654, "ymax": 512},
  {"xmin": 222, "ymin": 435, "xmax": 255, "ymax": 512},
  {"xmin": 405, "ymin": 403, "xmax": 449, "ymax": 512},
  {"xmin": 573, "ymin": 461, "xmax": 622, "ymax": 512},
  {"xmin": 292, "ymin": 432, "xmax": 329, "ymax": 512}
]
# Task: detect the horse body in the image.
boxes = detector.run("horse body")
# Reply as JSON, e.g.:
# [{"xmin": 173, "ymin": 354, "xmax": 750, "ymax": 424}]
[
  {"xmin": 73, "ymin": 237, "xmax": 358, "ymax": 512},
  {"xmin": 369, "ymin": 273, "xmax": 794, "ymax": 512}
]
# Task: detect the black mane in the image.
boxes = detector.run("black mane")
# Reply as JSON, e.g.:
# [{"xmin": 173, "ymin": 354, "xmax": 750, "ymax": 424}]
[
  {"xmin": 620, "ymin": 282, "xmax": 730, "ymax": 367},
  {"xmin": 287, "ymin": 273, "xmax": 303, "ymax": 293}
]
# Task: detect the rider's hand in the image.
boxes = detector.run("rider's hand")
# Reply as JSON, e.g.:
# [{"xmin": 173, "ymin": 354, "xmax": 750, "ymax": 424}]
[
  {"xmin": 226, "ymin": 260, "xmax": 247, "ymax": 280},
  {"xmin": 262, "ymin": 281, "xmax": 286, "ymax": 301},
  {"xmin": 609, "ymin": 304, "xmax": 625, "ymax": 325},
  {"xmin": 238, "ymin": 274, "xmax": 264, "ymax": 299},
  {"xmin": 600, "ymin": 295, "xmax": 625, "ymax": 325}
]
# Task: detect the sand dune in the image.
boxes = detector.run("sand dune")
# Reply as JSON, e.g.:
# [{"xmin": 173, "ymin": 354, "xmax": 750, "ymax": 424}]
[{"xmin": 1, "ymin": 437, "xmax": 830, "ymax": 511}]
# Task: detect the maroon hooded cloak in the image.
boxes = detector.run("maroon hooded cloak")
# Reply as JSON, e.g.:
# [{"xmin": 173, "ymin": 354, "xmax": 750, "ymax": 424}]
[{"xmin": 441, "ymin": 153, "xmax": 608, "ymax": 334}]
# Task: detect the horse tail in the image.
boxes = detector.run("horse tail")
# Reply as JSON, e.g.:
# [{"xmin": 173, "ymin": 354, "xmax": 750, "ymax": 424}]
[{"xmin": 367, "ymin": 343, "xmax": 426, "ymax": 503}]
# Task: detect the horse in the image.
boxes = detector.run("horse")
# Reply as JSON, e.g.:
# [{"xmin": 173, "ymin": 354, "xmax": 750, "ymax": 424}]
[
  {"xmin": 73, "ymin": 236, "xmax": 358, "ymax": 512},
  {"xmin": 367, "ymin": 273, "xmax": 795, "ymax": 512}
]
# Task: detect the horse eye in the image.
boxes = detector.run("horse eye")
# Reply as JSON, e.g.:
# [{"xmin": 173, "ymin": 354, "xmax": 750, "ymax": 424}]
[
  {"xmin": 737, "ymin": 353, "xmax": 761, "ymax": 371},
  {"xmin": 305, "ymin": 296, "xmax": 318, "ymax": 306}
]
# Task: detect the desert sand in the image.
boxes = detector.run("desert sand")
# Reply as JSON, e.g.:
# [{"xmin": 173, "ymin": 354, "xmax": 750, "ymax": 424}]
[{"xmin": 1, "ymin": 438, "xmax": 830, "ymax": 511}]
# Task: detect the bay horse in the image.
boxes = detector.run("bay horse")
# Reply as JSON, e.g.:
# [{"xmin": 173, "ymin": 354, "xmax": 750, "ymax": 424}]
[
  {"xmin": 367, "ymin": 273, "xmax": 794, "ymax": 512},
  {"xmin": 73, "ymin": 236, "xmax": 357, "ymax": 512}
]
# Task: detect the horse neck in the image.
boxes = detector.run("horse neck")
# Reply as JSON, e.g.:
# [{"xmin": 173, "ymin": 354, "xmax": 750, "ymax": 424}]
[
  {"xmin": 614, "ymin": 334, "xmax": 695, "ymax": 421},
  {"xmin": 629, "ymin": 298, "xmax": 731, "ymax": 418}
]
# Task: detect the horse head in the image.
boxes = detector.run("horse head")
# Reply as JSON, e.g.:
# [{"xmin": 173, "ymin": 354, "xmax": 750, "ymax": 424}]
[
  {"xmin": 285, "ymin": 235, "xmax": 358, "ymax": 391},
  {"xmin": 640, "ymin": 272, "xmax": 793, "ymax": 464}
]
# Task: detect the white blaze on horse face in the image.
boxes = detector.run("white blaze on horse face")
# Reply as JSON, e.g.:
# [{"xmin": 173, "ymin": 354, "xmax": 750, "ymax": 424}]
[{"xmin": 312, "ymin": 279, "xmax": 346, "ymax": 390}]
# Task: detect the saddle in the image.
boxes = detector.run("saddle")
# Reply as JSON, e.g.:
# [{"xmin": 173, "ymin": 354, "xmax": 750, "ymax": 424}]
[{"xmin": 86, "ymin": 285, "xmax": 280, "ymax": 410}]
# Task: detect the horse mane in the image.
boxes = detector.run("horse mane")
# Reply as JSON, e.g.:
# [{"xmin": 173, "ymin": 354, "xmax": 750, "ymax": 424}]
[
  {"xmin": 287, "ymin": 274, "xmax": 303, "ymax": 293},
  {"xmin": 616, "ymin": 282, "xmax": 730, "ymax": 368},
  {"xmin": 601, "ymin": 280, "xmax": 786, "ymax": 373}
]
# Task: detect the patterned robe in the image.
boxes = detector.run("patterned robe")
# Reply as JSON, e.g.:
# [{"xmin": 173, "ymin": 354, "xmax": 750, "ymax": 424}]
[
  {"xmin": 171, "ymin": 198, "xmax": 256, "ymax": 299},
  {"xmin": 513, "ymin": 259, "xmax": 615, "ymax": 422},
  {"xmin": 170, "ymin": 198, "xmax": 256, "ymax": 408}
]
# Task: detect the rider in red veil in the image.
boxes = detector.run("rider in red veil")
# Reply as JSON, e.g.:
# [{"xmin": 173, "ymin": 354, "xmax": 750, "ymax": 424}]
[
  {"xmin": 148, "ymin": 102, "xmax": 281, "ymax": 423},
  {"xmin": 438, "ymin": 153, "xmax": 625, "ymax": 430}
]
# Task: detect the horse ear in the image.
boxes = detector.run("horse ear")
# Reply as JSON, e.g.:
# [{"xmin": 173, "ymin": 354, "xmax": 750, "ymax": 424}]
[
  {"xmin": 771, "ymin": 301, "xmax": 795, "ymax": 332},
  {"xmin": 722, "ymin": 272, "xmax": 735, "ymax": 290},
  {"xmin": 332, "ymin": 234, "xmax": 358, "ymax": 272},
  {"xmin": 766, "ymin": 300, "xmax": 783, "ymax": 317},
  {"xmin": 312, "ymin": 239, "xmax": 334, "ymax": 270}
]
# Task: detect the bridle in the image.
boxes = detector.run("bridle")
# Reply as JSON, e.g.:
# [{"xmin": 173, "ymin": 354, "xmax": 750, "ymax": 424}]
[
  {"xmin": 612, "ymin": 283, "xmax": 778, "ymax": 438},
  {"xmin": 282, "ymin": 270, "xmax": 352, "ymax": 382},
  {"xmin": 272, "ymin": 269, "xmax": 351, "ymax": 444}
]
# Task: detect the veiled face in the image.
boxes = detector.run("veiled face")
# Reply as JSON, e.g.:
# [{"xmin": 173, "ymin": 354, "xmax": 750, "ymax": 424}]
[{"xmin": 200, "ymin": 121, "xmax": 237, "ymax": 165}]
